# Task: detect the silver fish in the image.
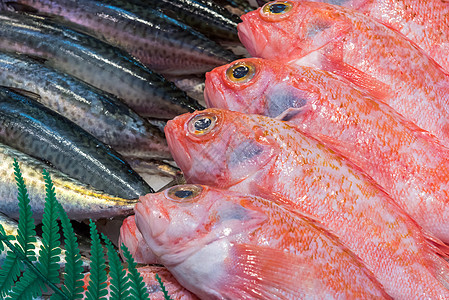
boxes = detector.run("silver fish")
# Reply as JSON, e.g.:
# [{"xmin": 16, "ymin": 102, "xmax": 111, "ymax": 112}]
[
  {"xmin": 0, "ymin": 52, "xmax": 171, "ymax": 160},
  {"xmin": 0, "ymin": 87, "xmax": 153, "ymax": 200},
  {"xmin": 0, "ymin": 11, "xmax": 204, "ymax": 118},
  {"xmin": 1, "ymin": 0, "xmax": 239, "ymax": 75},
  {"xmin": 0, "ymin": 142, "xmax": 137, "ymax": 221}
]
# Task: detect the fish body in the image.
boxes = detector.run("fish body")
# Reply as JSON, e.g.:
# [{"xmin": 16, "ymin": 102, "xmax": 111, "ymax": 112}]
[
  {"xmin": 291, "ymin": 0, "xmax": 449, "ymax": 72},
  {"xmin": 165, "ymin": 109, "xmax": 449, "ymax": 299},
  {"xmin": 205, "ymin": 58, "xmax": 449, "ymax": 242},
  {"xmin": 127, "ymin": 0, "xmax": 241, "ymax": 41},
  {"xmin": 0, "ymin": 52, "xmax": 171, "ymax": 160},
  {"xmin": 238, "ymin": 1, "xmax": 449, "ymax": 147},
  {"xmin": 135, "ymin": 184, "xmax": 390, "ymax": 299},
  {"xmin": 0, "ymin": 142, "xmax": 136, "ymax": 221},
  {"xmin": 0, "ymin": 11, "xmax": 203, "ymax": 118},
  {"xmin": 0, "ymin": 87, "xmax": 152, "ymax": 199},
  {"xmin": 3, "ymin": 0, "xmax": 238, "ymax": 75}
]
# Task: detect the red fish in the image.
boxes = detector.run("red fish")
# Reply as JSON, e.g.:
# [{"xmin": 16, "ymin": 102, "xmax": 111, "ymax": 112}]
[
  {"xmin": 291, "ymin": 0, "xmax": 449, "ymax": 72},
  {"xmin": 119, "ymin": 215, "xmax": 159, "ymax": 265},
  {"xmin": 237, "ymin": 1, "xmax": 449, "ymax": 148},
  {"xmin": 135, "ymin": 184, "xmax": 390, "ymax": 299},
  {"xmin": 205, "ymin": 57, "xmax": 449, "ymax": 243},
  {"xmin": 165, "ymin": 108, "xmax": 449, "ymax": 299}
]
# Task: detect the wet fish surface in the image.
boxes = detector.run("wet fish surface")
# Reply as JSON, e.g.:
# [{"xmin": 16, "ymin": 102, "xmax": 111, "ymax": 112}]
[
  {"xmin": 1, "ymin": 0, "xmax": 239, "ymax": 75},
  {"xmin": 205, "ymin": 57, "xmax": 449, "ymax": 243},
  {"xmin": 0, "ymin": 11, "xmax": 203, "ymax": 118},
  {"xmin": 0, "ymin": 52, "xmax": 171, "ymax": 160},
  {"xmin": 0, "ymin": 142, "xmax": 137, "ymax": 221},
  {"xmin": 135, "ymin": 184, "xmax": 390, "ymax": 299},
  {"xmin": 0, "ymin": 87, "xmax": 153, "ymax": 199},
  {"xmin": 237, "ymin": 1, "xmax": 449, "ymax": 148},
  {"xmin": 127, "ymin": 0, "xmax": 241, "ymax": 41},
  {"xmin": 165, "ymin": 108, "xmax": 449, "ymax": 299}
]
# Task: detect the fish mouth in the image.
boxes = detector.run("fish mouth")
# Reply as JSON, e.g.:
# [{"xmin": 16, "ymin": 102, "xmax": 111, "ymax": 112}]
[
  {"xmin": 237, "ymin": 17, "xmax": 267, "ymax": 58},
  {"xmin": 165, "ymin": 117, "xmax": 193, "ymax": 173}
]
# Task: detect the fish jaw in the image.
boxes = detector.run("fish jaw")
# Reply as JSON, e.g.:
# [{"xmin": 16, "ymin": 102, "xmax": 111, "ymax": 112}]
[{"xmin": 119, "ymin": 215, "xmax": 160, "ymax": 264}]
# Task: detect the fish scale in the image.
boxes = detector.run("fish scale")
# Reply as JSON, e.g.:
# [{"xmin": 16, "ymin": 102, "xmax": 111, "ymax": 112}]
[
  {"xmin": 0, "ymin": 11, "xmax": 204, "ymax": 119},
  {"xmin": 134, "ymin": 185, "xmax": 390, "ymax": 299},
  {"xmin": 0, "ymin": 52, "xmax": 171, "ymax": 160},
  {"xmin": 237, "ymin": 1, "xmax": 449, "ymax": 148},
  {"xmin": 165, "ymin": 108, "xmax": 449, "ymax": 299},
  {"xmin": 1, "ymin": 0, "xmax": 239, "ymax": 75},
  {"xmin": 0, "ymin": 87, "xmax": 152, "ymax": 200}
]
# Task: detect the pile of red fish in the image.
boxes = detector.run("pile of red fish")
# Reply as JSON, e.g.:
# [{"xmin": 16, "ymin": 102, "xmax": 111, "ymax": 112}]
[{"xmin": 120, "ymin": 1, "xmax": 449, "ymax": 298}]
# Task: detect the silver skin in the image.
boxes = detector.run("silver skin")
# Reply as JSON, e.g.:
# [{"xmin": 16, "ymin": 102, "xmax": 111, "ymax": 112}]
[
  {"xmin": 0, "ymin": 142, "xmax": 137, "ymax": 221},
  {"xmin": 0, "ymin": 52, "xmax": 171, "ymax": 160},
  {"xmin": 0, "ymin": 11, "xmax": 204, "ymax": 119},
  {"xmin": 0, "ymin": 87, "xmax": 153, "ymax": 200},
  {"xmin": 0, "ymin": 0, "xmax": 239, "ymax": 75}
]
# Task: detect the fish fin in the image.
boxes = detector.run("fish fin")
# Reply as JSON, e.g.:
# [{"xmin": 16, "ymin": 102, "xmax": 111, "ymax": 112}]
[
  {"xmin": 222, "ymin": 243, "xmax": 323, "ymax": 299},
  {"xmin": 427, "ymin": 252, "xmax": 449, "ymax": 290},
  {"xmin": 275, "ymin": 107, "xmax": 305, "ymax": 122},
  {"xmin": 0, "ymin": 86, "xmax": 41, "ymax": 102},
  {"xmin": 321, "ymin": 55, "xmax": 392, "ymax": 100}
]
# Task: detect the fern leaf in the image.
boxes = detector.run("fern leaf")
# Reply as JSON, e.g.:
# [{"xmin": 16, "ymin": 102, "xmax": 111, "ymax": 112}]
[
  {"xmin": 9, "ymin": 169, "xmax": 68, "ymax": 299},
  {"xmin": 0, "ymin": 159, "xmax": 37, "ymax": 296},
  {"xmin": 85, "ymin": 220, "xmax": 108, "ymax": 300},
  {"xmin": 51, "ymin": 201, "xmax": 84, "ymax": 300},
  {"xmin": 37, "ymin": 169, "xmax": 62, "ymax": 287},
  {"xmin": 102, "ymin": 233, "xmax": 130, "ymax": 300},
  {"xmin": 121, "ymin": 244, "xmax": 150, "ymax": 300},
  {"xmin": 13, "ymin": 159, "xmax": 37, "ymax": 258},
  {"xmin": 155, "ymin": 274, "xmax": 172, "ymax": 300}
]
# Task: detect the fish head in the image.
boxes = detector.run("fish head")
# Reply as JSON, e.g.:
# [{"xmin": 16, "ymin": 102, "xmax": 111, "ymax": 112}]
[
  {"xmin": 238, "ymin": 1, "xmax": 351, "ymax": 60},
  {"xmin": 165, "ymin": 108, "xmax": 279, "ymax": 189},
  {"xmin": 205, "ymin": 57, "xmax": 321, "ymax": 118},
  {"xmin": 134, "ymin": 184, "xmax": 267, "ymax": 266}
]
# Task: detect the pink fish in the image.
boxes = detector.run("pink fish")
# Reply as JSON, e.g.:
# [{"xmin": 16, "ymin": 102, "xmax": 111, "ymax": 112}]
[
  {"xmin": 165, "ymin": 108, "xmax": 449, "ymax": 299},
  {"xmin": 135, "ymin": 184, "xmax": 390, "ymax": 299},
  {"xmin": 291, "ymin": 0, "xmax": 449, "ymax": 72},
  {"xmin": 237, "ymin": 1, "xmax": 449, "ymax": 148},
  {"xmin": 119, "ymin": 215, "xmax": 159, "ymax": 264},
  {"xmin": 205, "ymin": 57, "xmax": 449, "ymax": 243}
]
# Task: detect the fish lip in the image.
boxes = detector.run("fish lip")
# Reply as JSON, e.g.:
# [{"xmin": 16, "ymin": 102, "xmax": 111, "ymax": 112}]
[
  {"xmin": 165, "ymin": 118, "xmax": 193, "ymax": 173},
  {"xmin": 237, "ymin": 18, "xmax": 266, "ymax": 58}
]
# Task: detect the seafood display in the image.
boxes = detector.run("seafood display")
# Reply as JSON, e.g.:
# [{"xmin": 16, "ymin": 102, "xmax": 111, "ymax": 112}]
[{"xmin": 1, "ymin": 0, "xmax": 449, "ymax": 298}]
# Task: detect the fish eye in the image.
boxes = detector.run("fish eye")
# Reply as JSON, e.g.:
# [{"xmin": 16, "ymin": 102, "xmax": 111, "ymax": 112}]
[
  {"xmin": 261, "ymin": 1, "xmax": 293, "ymax": 19},
  {"xmin": 226, "ymin": 62, "xmax": 256, "ymax": 84},
  {"xmin": 166, "ymin": 185, "xmax": 203, "ymax": 203},
  {"xmin": 187, "ymin": 112, "xmax": 217, "ymax": 136}
]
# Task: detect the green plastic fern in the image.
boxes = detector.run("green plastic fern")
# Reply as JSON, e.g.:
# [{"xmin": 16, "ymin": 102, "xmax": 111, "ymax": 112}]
[
  {"xmin": 121, "ymin": 245, "xmax": 150, "ymax": 300},
  {"xmin": 0, "ymin": 159, "xmax": 173, "ymax": 299},
  {"xmin": 85, "ymin": 220, "xmax": 108, "ymax": 299}
]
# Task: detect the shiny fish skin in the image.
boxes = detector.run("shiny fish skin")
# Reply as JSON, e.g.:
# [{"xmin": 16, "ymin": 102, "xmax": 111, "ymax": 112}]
[
  {"xmin": 290, "ymin": 0, "xmax": 449, "ymax": 72},
  {"xmin": 0, "ymin": 142, "xmax": 137, "ymax": 221},
  {"xmin": 0, "ymin": 87, "xmax": 152, "ymax": 200},
  {"xmin": 135, "ymin": 185, "xmax": 390, "ymax": 299},
  {"xmin": 2, "ymin": 0, "xmax": 239, "ymax": 75},
  {"xmin": 0, "ymin": 11, "xmax": 203, "ymax": 118},
  {"xmin": 238, "ymin": 1, "xmax": 449, "ymax": 148},
  {"xmin": 206, "ymin": 58, "xmax": 449, "ymax": 243},
  {"xmin": 0, "ymin": 52, "xmax": 171, "ymax": 160},
  {"xmin": 128, "ymin": 0, "xmax": 241, "ymax": 41},
  {"xmin": 165, "ymin": 109, "xmax": 449, "ymax": 299}
]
